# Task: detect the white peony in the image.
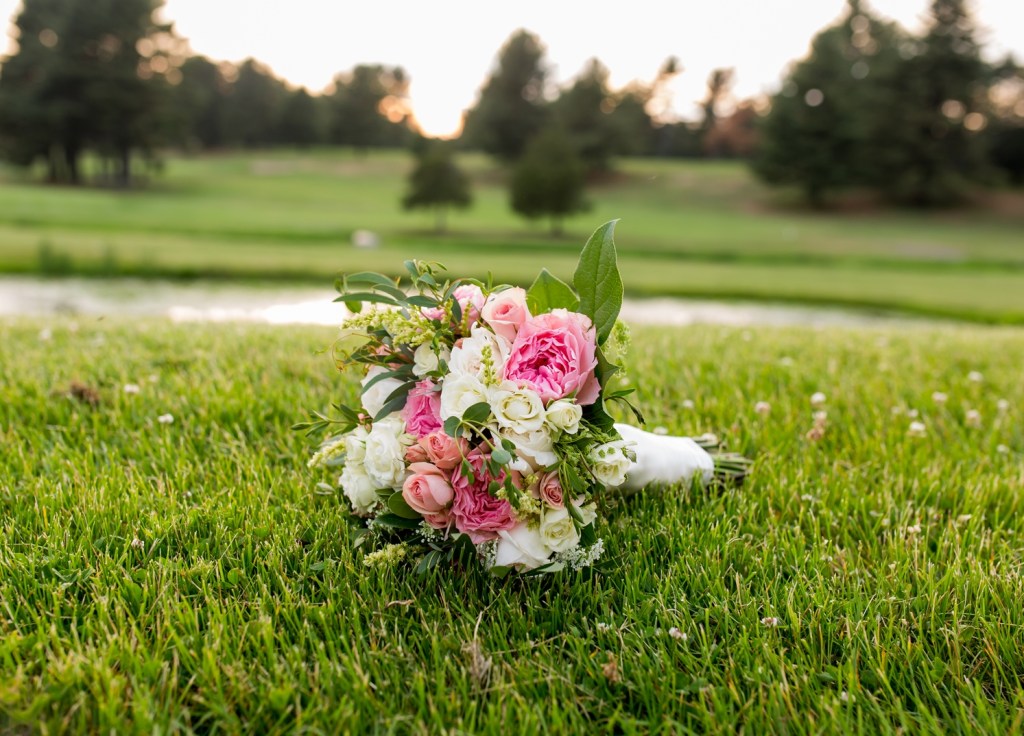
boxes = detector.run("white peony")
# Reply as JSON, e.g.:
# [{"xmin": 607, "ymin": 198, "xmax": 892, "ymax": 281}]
[
  {"xmin": 344, "ymin": 425, "xmax": 369, "ymax": 465},
  {"xmin": 360, "ymin": 366, "xmax": 404, "ymax": 418},
  {"xmin": 440, "ymin": 373, "xmax": 492, "ymax": 421},
  {"xmin": 340, "ymin": 464, "xmax": 379, "ymax": 515},
  {"xmin": 363, "ymin": 417, "xmax": 412, "ymax": 490},
  {"xmin": 544, "ymin": 399, "xmax": 583, "ymax": 435},
  {"xmin": 491, "ymin": 381, "xmax": 545, "ymax": 434},
  {"xmin": 539, "ymin": 506, "xmax": 581, "ymax": 554},
  {"xmin": 447, "ymin": 327, "xmax": 511, "ymax": 385},
  {"xmin": 499, "ymin": 426, "xmax": 557, "ymax": 470},
  {"xmin": 588, "ymin": 441, "xmax": 633, "ymax": 488},
  {"xmin": 494, "ymin": 522, "xmax": 552, "ymax": 570},
  {"xmin": 412, "ymin": 343, "xmax": 450, "ymax": 378}
]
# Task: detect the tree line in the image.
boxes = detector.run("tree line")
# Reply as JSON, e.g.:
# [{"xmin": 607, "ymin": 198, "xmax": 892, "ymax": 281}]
[{"xmin": 0, "ymin": 0, "xmax": 1020, "ymax": 215}]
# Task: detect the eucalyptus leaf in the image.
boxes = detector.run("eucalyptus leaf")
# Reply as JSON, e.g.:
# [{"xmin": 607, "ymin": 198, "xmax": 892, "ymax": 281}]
[
  {"xmin": 373, "ymin": 513, "xmax": 422, "ymax": 530},
  {"xmin": 461, "ymin": 401, "xmax": 491, "ymax": 425},
  {"xmin": 572, "ymin": 220, "xmax": 623, "ymax": 345}
]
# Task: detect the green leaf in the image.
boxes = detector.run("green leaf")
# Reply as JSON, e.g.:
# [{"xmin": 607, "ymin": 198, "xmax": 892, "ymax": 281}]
[
  {"xmin": 443, "ymin": 416, "xmax": 462, "ymax": 439},
  {"xmin": 461, "ymin": 401, "xmax": 491, "ymax": 425},
  {"xmin": 491, "ymin": 447, "xmax": 513, "ymax": 465},
  {"xmin": 526, "ymin": 268, "xmax": 579, "ymax": 314},
  {"xmin": 572, "ymin": 220, "xmax": 623, "ymax": 345},
  {"xmin": 415, "ymin": 550, "xmax": 444, "ymax": 575},
  {"xmin": 387, "ymin": 492, "xmax": 421, "ymax": 520},
  {"xmin": 595, "ymin": 346, "xmax": 620, "ymax": 386},
  {"xmin": 332, "ymin": 292, "xmax": 399, "ymax": 306},
  {"xmin": 373, "ymin": 513, "xmax": 422, "ymax": 530},
  {"xmin": 344, "ymin": 271, "xmax": 397, "ymax": 288}
]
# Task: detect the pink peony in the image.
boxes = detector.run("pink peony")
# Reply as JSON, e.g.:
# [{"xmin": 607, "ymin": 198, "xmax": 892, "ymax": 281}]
[
  {"xmin": 481, "ymin": 287, "xmax": 531, "ymax": 343},
  {"xmin": 536, "ymin": 471, "xmax": 564, "ymax": 508},
  {"xmin": 419, "ymin": 430, "xmax": 466, "ymax": 470},
  {"xmin": 453, "ymin": 284, "xmax": 485, "ymax": 331},
  {"xmin": 451, "ymin": 449, "xmax": 518, "ymax": 542},
  {"xmin": 503, "ymin": 309, "xmax": 599, "ymax": 405},
  {"xmin": 401, "ymin": 380, "xmax": 442, "ymax": 438},
  {"xmin": 402, "ymin": 462, "xmax": 454, "ymax": 529}
]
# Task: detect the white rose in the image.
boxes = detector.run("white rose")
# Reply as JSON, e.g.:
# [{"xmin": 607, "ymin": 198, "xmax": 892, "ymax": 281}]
[
  {"xmin": 360, "ymin": 366, "xmax": 403, "ymax": 418},
  {"xmin": 412, "ymin": 343, "xmax": 450, "ymax": 378},
  {"xmin": 494, "ymin": 522, "xmax": 553, "ymax": 570},
  {"xmin": 491, "ymin": 381, "xmax": 545, "ymax": 433},
  {"xmin": 440, "ymin": 373, "xmax": 492, "ymax": 421},
  {"xmin": 539, "ymin": 506, "xmax": 581, "ymax": 554},
  {"xmin": 448, "ymin": 327, "xmax": 511, "ymax": 385},
  {"xmin": 363, "ymin": 417, "xmax": 412, "ymax": 490},
  {"xmin": 340, "ymin": 464, "xmax": 378, "ymax": 516},
  {"xmin": 588, "ymin": 441, "xmax": 632, "ymax": 487},
  {"xmin": 545, "ymin": 399, "xmax": 582, "ymax": 435},
  {"xmin": 344, "ymin": 425, "xmax": 369, "ymax": 465},
  {"xmin": 500, "ymin": 426, "xmax": 557, "ymax": 470}
]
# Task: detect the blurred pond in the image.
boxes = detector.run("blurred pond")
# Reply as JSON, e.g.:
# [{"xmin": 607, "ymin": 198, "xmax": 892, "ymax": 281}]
[{"xmin": 0, "ymin": 276, "xmax": 942, "ymax": 328}]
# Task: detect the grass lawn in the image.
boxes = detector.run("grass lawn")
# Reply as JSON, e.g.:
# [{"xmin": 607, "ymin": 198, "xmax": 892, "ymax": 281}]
[
  {"xmin": 2, "ymin": 150, "xmax": 1024, "ymax": 322},
  {"xmin": 1, "ymin": 318, "xmax": 1022, "ymax": 733}
]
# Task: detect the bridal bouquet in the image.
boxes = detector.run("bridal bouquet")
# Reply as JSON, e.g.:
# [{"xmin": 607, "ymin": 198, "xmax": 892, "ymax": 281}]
[{"xmin": 300, "ymin": 221, "xmax": 745, "ymax": 574}]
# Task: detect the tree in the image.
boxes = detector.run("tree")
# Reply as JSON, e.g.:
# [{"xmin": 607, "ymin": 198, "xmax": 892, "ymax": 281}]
[
  {"xmin": 221, "ymin": 59, "xmax": 288, "ymax": 148},
  {"xmin": 551, "ymin": 58, "xmax": 621, "ymax": 173},
  {"xmin": 752, "ymin": 0, "xmax": 902, "ymax": 205},
  {"xmin": 327, "ymin": 64, "xmax": 411, "ymax": 151},
  {"xmin": 510, "ymin": 127, "xmax": 588, "ymax": 235},
  {"xmin": 170, "ymin": 56, "xmax": 229, "ymax": 149},
  {"xmin": 700, "ymin": 68, "xmax": 735, "ymax": 154},
  {"xmin": 864, "ymin": 0, "xmax": 992, "ymax": 204},
  {"xmin": 462, "ymin": 29, "xmax": 549, "ymax": 162},
  {"xmin": 0, "ymin": 0, "xmax": 174, "ymax": 184},
  {"xmin": 402, "ymin": 144, "xmax": 472, "ymax": 233},
  {"xmin": 277, "ymin": 88, "xmax": 323, "ymax": 147}
]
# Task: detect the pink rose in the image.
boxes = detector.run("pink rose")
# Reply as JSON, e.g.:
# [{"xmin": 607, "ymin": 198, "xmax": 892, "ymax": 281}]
[
  {"xmin": 401, "ymin": 380, "xmax": 442, "ymax": 438},
  {"xmin": 421, "ymin": 305, "xmax": 446, "ymax": 322},
  {"xmin": 453, "ymin": 284, "xmax": 485, "ymax": 332},
  {"xmin": 503, "ymin": 309, "xmax": 599, "ymax": 405},
  {"xmin": 536, "ymin": 471, "xmax": 564, "ymax": 508},
  {"xmin": 481, "ymin": 287, "xmax": 531, "ymax": 343},
  {"xmin": 451, "ymin": 449, "xmax": 518, "ymax": 543},
  {"xmin": 402, "ymin": 462, "xmax": 454, "ymax": 529},
  {"xmin": 419, "ymin": 430, "xmax": 466, "ymax": 470},
  {"xmin": 405, "ymin": 443, "xmax": 429, "ymax": 463}
]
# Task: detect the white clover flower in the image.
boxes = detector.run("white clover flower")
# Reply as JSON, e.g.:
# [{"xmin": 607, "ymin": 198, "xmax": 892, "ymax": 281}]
[
  {"xmin": 544, "ymin": 399, "xmax": 582, "ymax": 435},
  {"xmin": 491, "ymin": 382, "xmax": 545, "ymax": 434},
  {"xmin": 965, "ymin": 409, "xmax": 981, "ymax": 428},
  {"xmin": 681, "ymin": 399, "xmax": 695, "ymax": 410},
  {"xmin": 39, "ymin": 328, "xmax": 52, "ymax": 341},
  {"xmin": 761, "ymin": 617, "xmax": 779, "ymax": 627},
  {"xmin": 440, "ymin": 373, "xmax": 492, "ymax": 421},
  {"xmin": 931, "ymin": 392, "xmax": 948, "ymax": 404},
  {"xmin": 589, "ymin": 441, "xmax": 633, "ymax": 488},
  {"xmin": 906, "ymin": 524, "xmax": 922, "ymax": 535},
  {"xmin": 997, "ymin": 444, "xmax": 1010, "ymax": 455},
  {"xmin": 130, "ymin": 537, "xmax": 145, "ymax": 550},
  {"xmin": 755, "ymin": 401, "xmax": 771, "ymax": 415},
  {"xmin": 968, "ymin": 371, "xmax": 984, "ymax": 383},
  {"xmin": 997, "ymin": 399, "xmax": 1010, "ymax": 413},
  {"xmin": 668, "ymin": 627, "xmax": 687, "ymax": 641},
  {"xmin": 907, "ymin": 409, "xmax": 919, "ymax": 419},
  {"xmin": 907, "ymin": 421, "xmax": 926, "ymax": 437},
  {"xmin": 810, "ymin": 392, "xmax": 827, "ymax": 406},
  {"xmin": 123, "ymin": 383, "xmax": 141, "ymax": 395},
  {"xmin": 360, "ymin": 366, "xmax": 404, "ymax": 419},
  {"xmin": 157, "ymin": 414, "xmax": 174, "ymax": 424},
  {"xmin": 813, "ymin": 410, "xmax": 828, "ymax": 423}
]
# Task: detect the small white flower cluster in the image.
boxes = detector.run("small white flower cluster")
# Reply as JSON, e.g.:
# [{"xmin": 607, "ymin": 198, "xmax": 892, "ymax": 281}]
[{"xmin": 553, "ymin": 537, "xmax": 605, "ymax": 571}]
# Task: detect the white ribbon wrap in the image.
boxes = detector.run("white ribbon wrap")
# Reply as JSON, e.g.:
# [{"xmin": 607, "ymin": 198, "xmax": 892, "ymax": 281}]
[{"xmin": 613, "ymin": 423, "xmax": 714, "ymax": 492}]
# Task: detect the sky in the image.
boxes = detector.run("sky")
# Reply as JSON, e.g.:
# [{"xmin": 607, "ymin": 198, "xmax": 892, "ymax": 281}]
[{"xmin": 2, "ymin": 0, "xmax": 1022, "ymax": 137}]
